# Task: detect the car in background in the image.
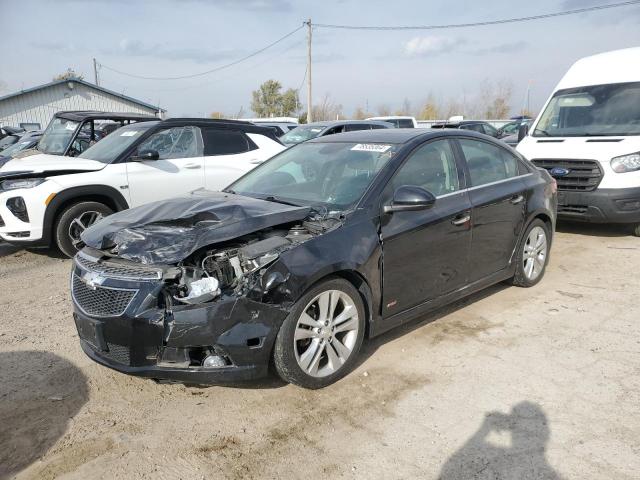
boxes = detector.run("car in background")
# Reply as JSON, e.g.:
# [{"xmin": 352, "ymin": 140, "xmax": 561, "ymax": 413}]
[
  {"xmin": 0, "ymin": 118, "xmax": 285, "ymax": 257},
  {"xmin": 366, "ymin": 116, "xmax": 418, "ymax": 128},
  {"xmin": 431, "ymin": 119, "xmax": 502, "ymax": 138},
  {"xmin": 497, "ymin": 119, "xmax": 532, "ymax": 138},
  {"xmin": 500, "ymin": 134, "xmax": 520, "ymax": 147},
  {"xmin": 0, "ymin": 131, "xmax": 43, "ymax": 167},
  {"xmin": 252, "ymin": 122, "xmax": 298, "ymax": 137},
  {"xmin": 280, "ymin": 120, "xmax": 394, "ymax": 146},
  {"xmin": 0, "ymin": 126, "xmax": 26, "ymax": 151},
  {"xmin": 70, "ymin": 128, "xmax": 556, "ymax": 389},
  {"xmin": 25, "ymin": 111, "xmax": 158, "ymax": 159}
]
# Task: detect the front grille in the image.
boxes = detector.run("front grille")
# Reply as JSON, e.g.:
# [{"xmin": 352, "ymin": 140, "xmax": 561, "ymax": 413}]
[
  {"xmin": 72, "ymin": 274, "xmax": 137, "ymax": 317},
  {"xmin": 532, "ymin": 159, "xmax": 603, "ymax": 191},
  {"xmin": 104, "ymin": 342, "xmax": 131, "ymax": 365},
  {"xmin": 75, "ymin": 254, "xmax": 162, "ymax": 280}
]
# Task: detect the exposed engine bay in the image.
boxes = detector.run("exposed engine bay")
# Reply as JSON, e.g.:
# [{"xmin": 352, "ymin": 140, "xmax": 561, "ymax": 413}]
[{"xmin": 168, "ymin": 220, "xmax": 331, "ymax": 305}]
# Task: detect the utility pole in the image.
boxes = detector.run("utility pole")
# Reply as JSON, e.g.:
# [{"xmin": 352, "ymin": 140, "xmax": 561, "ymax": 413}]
[
  {"xmin": 306, "ymin": 19, "xmax": 312, "ymax": 123},
  {"xmin": 93, "ymin": 58, "xmax": 99, "ymax": 86}
]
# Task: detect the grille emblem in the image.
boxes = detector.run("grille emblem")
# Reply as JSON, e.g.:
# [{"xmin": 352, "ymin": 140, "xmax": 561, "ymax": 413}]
[
  {"xmin": 550, "ymin": 167, "xmax": 570, "ymax": 177},
  {"xmin": 82, "ymin": 272, "xmax": 105, "ymax": 290}
]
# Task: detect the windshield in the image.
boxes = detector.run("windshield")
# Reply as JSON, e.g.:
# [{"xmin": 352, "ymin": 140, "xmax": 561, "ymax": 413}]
[
  {"xmin": 280, "ymin": 125, "xmax": 326, "ymax": 145},
  {"xmin": 38, "ymin": 117, "xmax": 81, "ymax": 154},
  {"xmin": 79, "ymin": 123, "xmax": 152, "ymax": 163},
  {"xmin": 534, "ymin": 82, "xmax": 640, "ymax": 137},
  {"xmin": 0, "ymin": 139, "xmax": 35, "ymax": 157},
  {"xmin": 228, "ymin": 141, "xmax": 398, "ymax": 210}
]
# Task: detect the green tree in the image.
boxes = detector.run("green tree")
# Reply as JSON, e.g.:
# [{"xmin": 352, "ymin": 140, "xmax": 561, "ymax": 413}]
[{"xmin": 251, "ymin": 80, "xmax": 299, "ymax": 117}]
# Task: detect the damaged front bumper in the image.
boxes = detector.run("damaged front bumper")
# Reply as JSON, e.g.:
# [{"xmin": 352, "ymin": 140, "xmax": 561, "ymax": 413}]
[{"xmin": 71, "ymin": 253, "xmax": 289, "ymax": 384}]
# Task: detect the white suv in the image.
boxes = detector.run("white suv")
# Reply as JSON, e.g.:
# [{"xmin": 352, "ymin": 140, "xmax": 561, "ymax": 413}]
[{"xmin": 0, "ymin": 118, "xmax": 285, "ymax": 256}]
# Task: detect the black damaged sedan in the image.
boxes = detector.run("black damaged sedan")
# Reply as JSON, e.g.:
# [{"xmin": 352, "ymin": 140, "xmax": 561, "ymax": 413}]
[{"xmin": 71, "ymin": 129, "xmax": 557, "ymax": 389}]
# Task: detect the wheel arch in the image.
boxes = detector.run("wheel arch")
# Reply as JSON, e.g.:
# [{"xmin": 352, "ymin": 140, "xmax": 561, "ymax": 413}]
[
  {"xmin": 291, "ymin": 268, "xmax": 375, "ymax": 339},
  {"xmin": 42, "ymin": 185, "xmax": 129, "ymax": 246}
]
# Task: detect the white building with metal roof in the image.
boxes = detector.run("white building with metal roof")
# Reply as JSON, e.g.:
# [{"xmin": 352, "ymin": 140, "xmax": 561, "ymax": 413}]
[{"xmin": 0, "ymin": 78, "xmax": 164, "ymax": 130}]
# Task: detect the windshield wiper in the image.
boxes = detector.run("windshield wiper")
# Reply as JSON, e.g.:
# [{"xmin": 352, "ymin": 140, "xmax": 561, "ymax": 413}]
[{"xmin": 263, "ymin": 196, "xmax": 301, "ymax": 207}]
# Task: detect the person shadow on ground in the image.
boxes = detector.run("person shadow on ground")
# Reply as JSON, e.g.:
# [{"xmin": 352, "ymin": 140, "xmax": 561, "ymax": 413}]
[{"xmin": 438, "ymin": 401, "xmax": 564, "ymax": 480}]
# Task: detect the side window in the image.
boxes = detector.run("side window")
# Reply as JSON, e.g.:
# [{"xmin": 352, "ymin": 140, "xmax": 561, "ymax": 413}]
[
  {"xmin": 137, "ymin": 126, "xmax": 202, "ymax": 159},
  {"xmin": 201, "ymin": 128, "xmax": 254, "ymax": 156},
  {"xmin": 344, "ymin": 124, "xmax": 369, "ymax": 132},
  {"xmin": 324, "ymin": 125, "xmax": 345, "ymax": 135},
  {"xmin": 482, "ymin": 124, "xmax": 498, "ymax": 137},
  {"xmin": 390, "ymin": 140, "xmax": 460, "ymax": 197},
  {"xmin": 458, "ymin": 138, "xmax": 520, "ymax": 187},
  {"xmin": 370, "ymin": 123, "xmax": 387, "ymax": 130}
]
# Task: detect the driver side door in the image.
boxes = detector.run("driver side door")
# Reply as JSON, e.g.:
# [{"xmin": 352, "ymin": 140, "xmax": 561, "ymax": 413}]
[
  {"xmin": 380, "ymin": 139, "xmax": 472, "ymax": 317},
  {"xmin": 125, "ymin": 126, "xmax": 205, "ymax": 206}
]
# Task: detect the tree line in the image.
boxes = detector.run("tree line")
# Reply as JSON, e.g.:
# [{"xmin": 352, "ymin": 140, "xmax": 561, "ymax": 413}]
[{"xmin": 216, "ymin": 78, "xmax": 530, "ymax": 122}]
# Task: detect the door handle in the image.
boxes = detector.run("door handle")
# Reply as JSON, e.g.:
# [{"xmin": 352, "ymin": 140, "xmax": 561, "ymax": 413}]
[
  {"xmin": 510, "ymin": 194, "xmax": 524, "ymax": 204},
  {"xmin": 451, "ymin": 214, "xmax": 471, "ymax": 226},
  {"xmin": 249, "ymin": 159, "xmax": 264, "ymax": 165},
  {"xmin": 184, "ymin": 163, "xmax": 201, "ymax": 169}
]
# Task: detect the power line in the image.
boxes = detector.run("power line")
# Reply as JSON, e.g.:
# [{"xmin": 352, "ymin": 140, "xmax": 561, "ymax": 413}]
[
  {"xmin": 98, "ymin": 24, "xmax": 305, "ymax": 80},
  {"xmin": 313, "ymin": 0, "xmax": 640, "ymax": 30}
]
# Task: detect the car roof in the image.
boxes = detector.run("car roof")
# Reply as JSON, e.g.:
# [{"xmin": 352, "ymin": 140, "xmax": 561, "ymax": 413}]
[
  {"xmin": 308, "ymin": 127, "xmax": 489, "ymax": 145},
  {"xmin": 158, "ymin": 118, "xmax": 282, "ymax": 137},
  {"xmin": 302, "ymin": 120, "xmax": 393, "ymax": 128},
  {"xmin": 55, "ymin": 111, "xmax": 158, "ymax": 122}
]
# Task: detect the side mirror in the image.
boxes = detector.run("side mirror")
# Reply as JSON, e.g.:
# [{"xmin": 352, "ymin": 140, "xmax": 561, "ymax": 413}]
[
  {"xmin": 517, "ymin": 123, "xmax": 529, "ymax": 142},
  {"xmin": 131, "ymin": 149, "xmax": 159, "ymax": 162},
  {"xmin": 383, "ymin": 185, "xmax": 436, "ymax": 214}
]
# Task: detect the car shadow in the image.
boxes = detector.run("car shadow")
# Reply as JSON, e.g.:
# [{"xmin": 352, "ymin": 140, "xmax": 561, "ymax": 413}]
[
  {"xmin": 0, "ymin": 241, "xmax": 66, "ymax": 259},
  {"xmin": 0, "ymin": 240, "xmax": 21, "ymax": 258},
  {"xmin": 437, "ymin": 401, "xmax": 564, "ymax": 479},
  {"xmin": 555, "ymin": 220, "xmax": 632, "ymax": 237},
  {"xmin": 354, "ymin": 282, "xmax": 510, "ymax": 370},
  {"xmin": 0, "ymin": 350, "xmax": 89, "ymax": 478}
]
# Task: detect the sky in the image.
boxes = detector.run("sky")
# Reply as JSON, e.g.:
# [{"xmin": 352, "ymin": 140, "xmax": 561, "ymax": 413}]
[{"xmin": 1, "ymin": 0, "xmax": 639, "ymax": 118}]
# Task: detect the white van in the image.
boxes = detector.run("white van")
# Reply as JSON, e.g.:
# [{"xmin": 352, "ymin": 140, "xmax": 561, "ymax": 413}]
[{"xmin": 517, "ymin": 47, "xmax": 640, "ymax": 236}]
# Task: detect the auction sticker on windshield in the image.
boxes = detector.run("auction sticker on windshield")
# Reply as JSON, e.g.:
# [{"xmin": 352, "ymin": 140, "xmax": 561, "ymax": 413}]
[{"xmin": 351, "ymin": 144, "xmax": 392, "ymax": 152}]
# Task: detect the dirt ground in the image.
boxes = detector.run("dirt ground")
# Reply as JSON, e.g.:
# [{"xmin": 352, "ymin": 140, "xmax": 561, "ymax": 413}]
[{"xmin": 1, "ymin": 222, "xmax": 639, "ymax": 480}]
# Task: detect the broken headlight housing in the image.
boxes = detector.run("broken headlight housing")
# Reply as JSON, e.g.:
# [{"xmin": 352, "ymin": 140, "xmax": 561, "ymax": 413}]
[{"xmin": 611, "ymin": 152, "xmax": 640, "ymax": 173}]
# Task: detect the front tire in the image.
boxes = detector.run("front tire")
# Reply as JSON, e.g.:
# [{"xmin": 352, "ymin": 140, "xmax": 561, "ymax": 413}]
[
  {"xmin": 511, "ymin": 219, "xmax": 550, "ymax": 287},
  {"xmin": 54, "ymin": 201, "xmax": 113, "ymax": 258},
  {"xmin": 273, "ymin": 278, "xmax": 366, "ymax": 389}
]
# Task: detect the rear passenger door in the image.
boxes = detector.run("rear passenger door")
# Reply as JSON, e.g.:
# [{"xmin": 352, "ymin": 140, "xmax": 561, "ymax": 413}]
[
  {"xmin": 201, "ymin": 127, "xmax": 264, "ymax": 190},
  {"xmin": 455, "ymin": 137, "xmax": 528, "ymax": 282}
]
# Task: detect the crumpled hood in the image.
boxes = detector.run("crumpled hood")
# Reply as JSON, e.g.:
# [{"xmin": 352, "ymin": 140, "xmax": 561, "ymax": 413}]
[
  {"xmin": 81, "ymin": 190, "xmax": 311, "ymax": 265},
  {"xmin": 0, "ymin": 153, "xmax": 105, "ymax": 176}
]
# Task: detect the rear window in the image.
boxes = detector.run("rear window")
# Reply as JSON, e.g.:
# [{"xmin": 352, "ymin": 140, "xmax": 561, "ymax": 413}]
[
  {"xmin": 397, "ymin": 119, "xmax": 414, "ymax": 128},
  {"xmin": 201, "ymin": 128, "xmax": 255, "ymax": 156}
]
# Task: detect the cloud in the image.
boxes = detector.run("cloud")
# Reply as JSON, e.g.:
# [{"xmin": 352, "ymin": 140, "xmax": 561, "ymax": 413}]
[
  {"xmin": 472, "ymin": 41, "xmax": 529, "ymax": 56},
  {"xmin": 111, "ymin": 39, "xmax": 242, "ymax": 64},
  {"xmin": 403, "ymin": 36, "xmax": 467, "ymax": 57}
]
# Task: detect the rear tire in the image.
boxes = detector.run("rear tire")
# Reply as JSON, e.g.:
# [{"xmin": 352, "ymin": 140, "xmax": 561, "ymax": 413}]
[
  {"xmin": 511, "ymin": 219, "xmax": 550, "ymax": 288},
  {"xmin": 55, "ymin": 201, "xmax": 113, "ymax": 258},
  {"xmin": 273, "ymin": 278, "xmax": 366, "ymax": 389}
]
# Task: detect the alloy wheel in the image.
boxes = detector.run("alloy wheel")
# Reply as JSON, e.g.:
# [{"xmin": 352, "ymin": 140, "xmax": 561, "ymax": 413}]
[
  {"xmin": 294, "ymin": 289, "xmax": 360, "ymax": 378},
  {"xmin": 68, "ymin": 211, "xmax": 103, "ymax": 248},
  {"xmin": 523, "ymin": 226, "xmax": 547, "ymax": 281}
]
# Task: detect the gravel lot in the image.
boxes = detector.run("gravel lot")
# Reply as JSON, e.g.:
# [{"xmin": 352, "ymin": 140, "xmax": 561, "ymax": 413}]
[{"xmin": 1, "ymin": 223, "xmax": 639, "ymax": 480}]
